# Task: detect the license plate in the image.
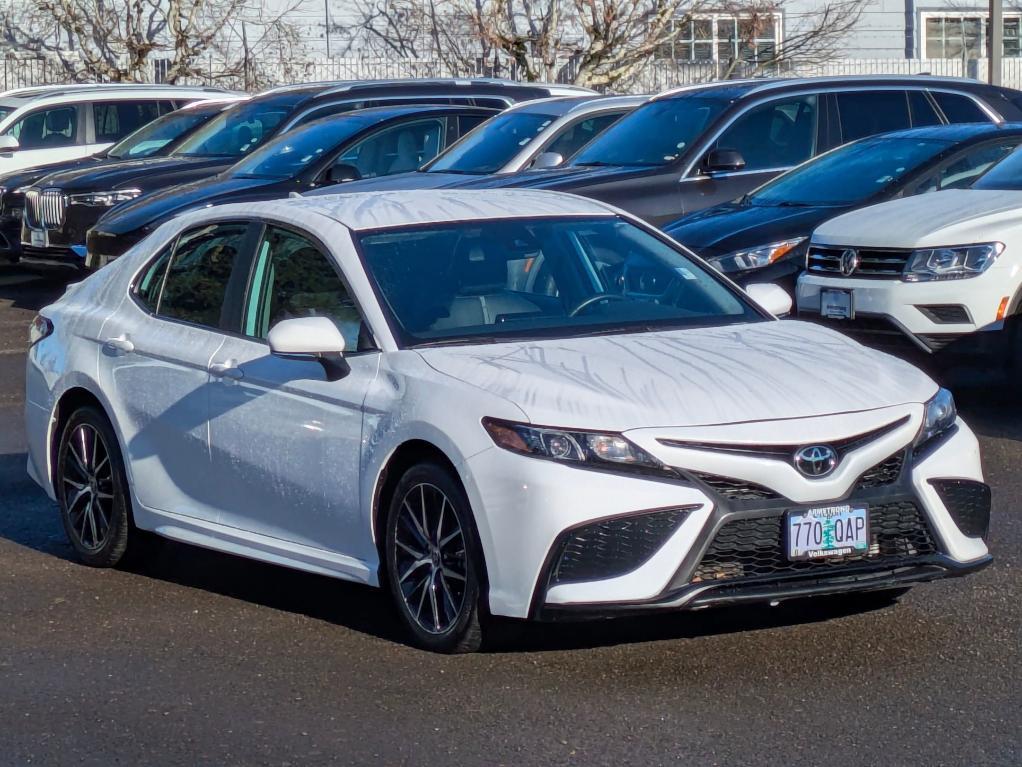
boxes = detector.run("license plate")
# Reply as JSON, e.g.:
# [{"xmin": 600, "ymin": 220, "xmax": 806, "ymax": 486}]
[
  {"xmin": 29, "ymin": 229, "xmax": 45, "ymax": 248},
  {"xmin": 786, "ymin": 504, "xmax": 869, "ymax": 561},
  {"xmin": 820, "ymin": 288, "xmax": 852, "ymax": 320}
]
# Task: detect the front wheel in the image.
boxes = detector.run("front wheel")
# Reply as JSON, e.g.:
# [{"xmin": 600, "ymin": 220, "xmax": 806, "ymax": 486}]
[{"xmin": 383, "ymin": 462, "xmax": 484, "ymax": 653}]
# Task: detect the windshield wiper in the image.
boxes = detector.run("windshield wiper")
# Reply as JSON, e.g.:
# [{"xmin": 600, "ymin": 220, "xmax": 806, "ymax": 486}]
[{"xmin": 775, "ymin": 200, "xmax": 816, "ymax": 207}]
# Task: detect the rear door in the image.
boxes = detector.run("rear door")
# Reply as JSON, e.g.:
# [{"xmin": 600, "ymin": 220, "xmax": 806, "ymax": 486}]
[{"xmin": 90, "ymin": 99, "xmax": 176, "ymax": 152}]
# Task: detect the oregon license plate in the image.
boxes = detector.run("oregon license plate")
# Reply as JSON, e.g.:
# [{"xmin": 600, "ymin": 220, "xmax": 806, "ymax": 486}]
[
  {"xmin": 786, "ymin": 504, "xmax": 869, "ymax": 561},
  {"xmin": 30, "ymin": 229, "xmax": 45, "ymax": 248},
  {"xmin": 820, "ymin": 288, "xmax": 852, "ymax": 319}
]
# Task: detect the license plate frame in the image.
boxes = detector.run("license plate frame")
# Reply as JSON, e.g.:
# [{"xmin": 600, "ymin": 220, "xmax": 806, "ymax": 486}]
[
  {"xmin": 820, "ymin": 288, "xmax": 853, "ymax": 320},
  {"xmin": 29, "ymin": 229, "xmax": 46, "ymax": 248},
  {"xmin": 786, "ymin": 504, "xmax": 870, "ymax": 561}
]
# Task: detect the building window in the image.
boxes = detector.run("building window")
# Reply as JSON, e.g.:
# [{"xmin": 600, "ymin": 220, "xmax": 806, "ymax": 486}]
[
  {"xmin": 657, "ymin": 14, "xmax": 781, "ymax": 63},
  {"xmin": 923, "ymin": 13, "xmax": 1022, "ymax": 58}
]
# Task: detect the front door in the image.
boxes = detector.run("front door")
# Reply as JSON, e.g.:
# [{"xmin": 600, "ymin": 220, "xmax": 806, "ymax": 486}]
[{"xmin": 206, "ymin": 224, "xmax": 379, "ymax": 559}]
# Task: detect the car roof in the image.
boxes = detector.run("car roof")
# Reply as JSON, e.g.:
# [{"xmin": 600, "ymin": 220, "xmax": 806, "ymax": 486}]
[
  {"xmin": 0, "ymin": 85, "xmax": 233, "ymax": 112},
  {"xmin": 293, "ymin": 103, "xmax": 497, "ymax": 132},
  {"xmin": 504, "ymin": 93, "xmax": 649, "ymax": 118},
  {"xmin": 212, "ymin": 189, "xmax": 617, "ymax": 232}
]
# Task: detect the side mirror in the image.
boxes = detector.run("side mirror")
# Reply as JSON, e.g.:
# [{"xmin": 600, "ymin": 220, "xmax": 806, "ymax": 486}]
[
  {"xmin": 0, "ymin": 135, "xmax": 19, "ymax": 153},
  {"xmin": 746, "ymin": 283, "xmax": 793, "ymax": 317},
  {"xmin": 530, "ymin": 151, "xmax": 564, "ymax": 170},
  {"xmin": 326, "ymin": 163, "xmax": 361, "ymax": 184},
  {"xmin": 703, "ymin": 148, "xmax": 745, "ymax": 175},
  {"xmin": 267, "ymin": 316, "xmax": 350, "ymax": 380}
]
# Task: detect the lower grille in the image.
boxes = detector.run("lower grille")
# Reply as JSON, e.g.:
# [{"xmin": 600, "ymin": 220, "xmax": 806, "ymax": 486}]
[
  {"xmin": 931, "ymin": 479, "xmax": 990, "ymax": 539},
  {"xmin": 551, "ymin": 508, "xmax": 692, "ymax": 585},
  {"xmin": 917, "ymin": 304, "xmax": 971, "ymax": 325},
  {"xmin": 691, "ymin": 501, "xmax": 936, "ymax": 584}
]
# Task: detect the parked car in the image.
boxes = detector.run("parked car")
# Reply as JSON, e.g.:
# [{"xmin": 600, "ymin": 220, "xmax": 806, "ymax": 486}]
[
  {"xmin": 796, "ymin": 144, "xmax": 1022, "ymax": 360},
  {"xmin": 1, "ymin": 98, "xmax": 243, "ymax": 263},
  {"xmin": 0, "ymin": 84, "xmax": 232, "ymax": 174},
  {"xmin": 313, "ymin": 94, "xmax": 646, "ymax": 194},
  {"xmin": 66, "ymin": 78, "xmax": 589, "ymax": 268},
  {"xmin": 25, "ymin": 104, "xmax": 494, "ymax": 269},
  {"xmin": 438, "ymin": 76, "xmax": 1022, "ymax": 226},
  {"xmin": 27, "ymin": 189, "xmax": 989, "ymax": 652},
  {"xmin": 663, "ymin": 123, "xmax": 1022, "ymax": 290}
]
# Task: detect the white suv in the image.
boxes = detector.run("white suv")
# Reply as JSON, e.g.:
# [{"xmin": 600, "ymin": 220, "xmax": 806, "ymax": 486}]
[
  {"xmin": 0, "ymin": 84, "xmax": 231, "ymax": 174},
  {"xmin": 797, "ymin": 148, "xmax": 1022, "ymax": 355}
]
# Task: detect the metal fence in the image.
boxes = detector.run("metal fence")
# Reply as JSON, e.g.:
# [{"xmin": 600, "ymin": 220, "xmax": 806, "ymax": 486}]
[{"xmin": 6, "ymin": 53, "xmax": 1022, "ymax": 92}]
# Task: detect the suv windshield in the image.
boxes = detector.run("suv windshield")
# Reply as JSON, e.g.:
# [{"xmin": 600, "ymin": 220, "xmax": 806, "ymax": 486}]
[
  {"xmin": 751, "ymin": 137, "xmax": 952, "ymax": 206},
  {"xmin": 107, "ymin": 107, "xmax": 217, "ymax": 159},
  {"xmin": 425, "ymin": 111, "xmax": 556, "ymax": 174},
  {"xmin": 172, "ymin": 99, "xmax": 294, "ymax": 158},
  {"xmin": 570, "ymin": 96, "xmax": 729, "ymax": 168},
  {"xmin": 230, "ymin": 118, "xmax": 367, "ymax": 179},
  {"xmin": 358, "ymin": 216, "xmax": 761, "ymax": 347},
  {"xmin": 972, "ymin": 145, "xmax": 1022, "ymax": 189}
]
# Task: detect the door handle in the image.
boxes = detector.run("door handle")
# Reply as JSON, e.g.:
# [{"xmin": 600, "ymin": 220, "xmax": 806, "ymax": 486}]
[
  {"xmin": 103, "ymin": 335, "xmax": 134, "ymax": 354},
  {"xmin": 209, "ymin": 361, "xmax": 244, "ymax": 381}
]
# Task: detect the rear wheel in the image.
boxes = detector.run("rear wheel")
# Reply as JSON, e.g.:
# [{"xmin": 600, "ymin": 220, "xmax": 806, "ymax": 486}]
[
  {"xmin": 56, "ymin": 406, "xmax": 133, "ymax": 567},
  {"xmin": 383, "ymin": 462, "xmax": 484, "ymax": 653}
]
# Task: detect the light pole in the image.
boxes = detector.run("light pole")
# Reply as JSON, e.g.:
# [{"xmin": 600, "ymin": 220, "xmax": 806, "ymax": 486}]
[
  {"xmin": 990, "ymin": 0, "xmax": 1003, "ymax": 85},
  {"xmin": 325, "ymin": 0, "xmax": 331, "ymax": 58}
]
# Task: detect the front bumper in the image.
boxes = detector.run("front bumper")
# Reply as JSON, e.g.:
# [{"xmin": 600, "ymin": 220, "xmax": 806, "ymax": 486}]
[{"xmin": 464, "ymin": 418, "xmax": 990, "ymax": 620}]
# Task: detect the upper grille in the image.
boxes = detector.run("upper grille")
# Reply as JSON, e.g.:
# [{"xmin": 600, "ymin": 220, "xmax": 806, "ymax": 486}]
[
  {"xmin": 691, "ymin": 500, "xmax": 937, "ymax": 584},
  {"xmin": 807, "ymin": 246, "xmax": 911, "ymax": 279},
  {"xmin": 24, "ymin": 188, "xmax": 65, "ymax": 229},
  {"xmin": 550, "ymin": 507, "xmax": 692, "ymax": 585},
  {"xmin": 692, "ymin": 472, "xmax": 780, "ymax": 501},
  {"xmin": 855, "ymin": 452, "xmax": 904, "ymax": 489}
]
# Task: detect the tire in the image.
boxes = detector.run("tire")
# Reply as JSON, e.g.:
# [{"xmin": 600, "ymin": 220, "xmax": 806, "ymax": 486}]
[
  {"xmin": 55, "ymin": 405, "xmax": 134, "ymax": 568},
  {"xmin": 383, "ymin": 462, "xmax": 485, "ymax": 653}
]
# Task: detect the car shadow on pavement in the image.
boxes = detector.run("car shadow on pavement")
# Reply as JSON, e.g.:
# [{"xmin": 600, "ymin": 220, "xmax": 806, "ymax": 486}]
[
  {"xmin": 1, "ymin": 454, "xmax": 901, "ymax": 654},
  {"xmin": 0, "ymin": 266, "xmax": 71, "ymax": 310}
]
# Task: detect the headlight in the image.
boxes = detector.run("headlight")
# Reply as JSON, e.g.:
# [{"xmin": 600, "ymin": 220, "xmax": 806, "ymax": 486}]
[
  {"xmin": 916, "ymin": 388, "xmax": 956, "ymax": 448},
  {"xmin": 904, "ymin": 242, "xmax": 1003, "ymax": 281},
  {"xmin": 482, "ymin": 418, "xmax": 674, "ymax": 477},
  {"xmin": 707, "ymin": 237, "xmax": 806, "ymax": 273},
  {"xmin": 68, "ymin": 188, "xmax": 142, "ymax": 207}
]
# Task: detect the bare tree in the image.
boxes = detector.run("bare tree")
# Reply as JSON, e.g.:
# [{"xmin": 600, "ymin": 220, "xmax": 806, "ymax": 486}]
[{"xmin": 0, "ymin": 0, "xmax": 307, "ymax": 84}]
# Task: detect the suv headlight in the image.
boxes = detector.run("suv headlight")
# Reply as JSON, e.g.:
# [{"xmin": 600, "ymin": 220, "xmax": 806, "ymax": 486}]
[
  {"xmin": 68, "ymin": 188, "xmax": 142, "ymax": 207},
  {"xmin": 707, "ymin": 237, "xmax": 806, "ymax": 273},
  {"xmin": 904, "ymin": 242, "xmax": 1003, "ymax": 281},
  {"xmin": 916, "ymin": 388, "xmax": 957, "ymax": 448},
  {"xmin": 482, "ymin": 418, "xmax": 675, "ymax": 477}
]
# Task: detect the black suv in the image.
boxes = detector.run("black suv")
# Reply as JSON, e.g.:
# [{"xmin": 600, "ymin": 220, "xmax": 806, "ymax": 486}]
[
  {"xmin": 443, "ymin": 76, "xmax": 1022, "ymax": 225},
  {"xmin": 21, "ymin": 79, "xmax": 588, "ymax": 269}
]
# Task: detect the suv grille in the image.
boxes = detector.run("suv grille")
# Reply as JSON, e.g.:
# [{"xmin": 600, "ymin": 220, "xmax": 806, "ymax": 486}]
[
  {"xmin": 807, "ymin": 246, "xmax": 910, "ymax": 279},
  {"xmin": 692, "ymin": 472, "xmax": 780, "ymax": 501},
  {"xmin": 24, "ymin": 188, "xmax": 65, "ymax": 229},
  {"xmin": 691, "ymin": 501, "xmax": 936, "ymax": 583},
  {"xmin": 550, "ymin": 508, "xmax": 692, "ymax": 585}
]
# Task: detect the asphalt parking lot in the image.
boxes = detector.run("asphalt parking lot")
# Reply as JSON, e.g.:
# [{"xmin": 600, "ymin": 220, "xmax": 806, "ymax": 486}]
[{"xmin": 0, "ymin": 266, "xmax": 1019, "ymax": 767}]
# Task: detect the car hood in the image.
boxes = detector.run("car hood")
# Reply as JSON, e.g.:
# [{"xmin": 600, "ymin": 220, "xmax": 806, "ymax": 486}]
[
  {"xmin": 665, "ymin": 202, "xmax": 841, "ymax": 258},
  {"xmin": 93, "ymin": 173, "xmax": 276, "ymax": 235},
  {"xmin": 0, "ymin": 155, "xmax": 105, "ymax": 191},
  {"xmin": 38, "ymin": 156, "xmax": 234, "ymax": 194},
  {"xmin": 446, "ymin": 164, "xmax": 651, "ymax": 191},
  {"xmin": 417, "ymin": 321, "xmax": 936, "ymax": 431},
  {"xmin": 814, "ymin": 189, "xmax": 1022, "ymax": 248},
  {"xmin": 306, "ymin": 171, "xmax": 474, "ymax": 196}
]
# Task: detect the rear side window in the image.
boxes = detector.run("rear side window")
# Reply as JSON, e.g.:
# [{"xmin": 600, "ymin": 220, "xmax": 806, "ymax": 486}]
[
  {"xmin": 6, "ymin": 106, "xmax": 79, "ymax": 148},
  {"xmin": 931, "ymin": 92, "xmax": 989, "ymax": 123},
  {"xmin": 836, "ymin": 91, "xmax": 911, "ymax": 142},
  {"xmin": 155, "ymin": 223, "xmax": 250, "ymax": 329},
  {"xmin": 93, "ymin": 100, "xmax": 174, "ymax": 142}
]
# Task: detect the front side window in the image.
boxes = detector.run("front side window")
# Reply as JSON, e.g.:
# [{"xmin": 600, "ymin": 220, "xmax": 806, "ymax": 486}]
[
  {"xmin": 358, "ymin": 216, "xmax": 761, "ymax": 347},
  {"xmin": 156, "ymin": 223, "xmax": 249, "ymax": 329},
  {"xmin": 93, "ymin": 100, "xmax": 170, "ymax": 143},
  {"xmin": 958, "ymin": 143, "xmax": 1022, "ymax": 190},
  {"xmin": 244, "ymin": 226, "xmax": 365, "ymax": 350},
  {"xmin": 541, "ymin": 113, "xmax": 625, "ymax": 165},
  {"xmin": 338, "ymin": 118, "xmax": 447, "ymax": 178},
  {"xmin": 426, "ymin": 111, "xmax": 556, "ymax": 174},
  {"xmin": 907, "ymin": 140, "xmax": 1020, "ymax": 194},
  {"xmin": 835, "ymin": 91, "xmax": 911, "ymax": 143},
  {"xmin": 571, "ymin": 96, "xmax": 730, "ymax": 168},
  {"xmin": 714, "ymin": 95, "xmax": 818, "ymax": 170},
  {"xmin": 6, "ymin": 106, "xmax": 79, "ymax": 149}
]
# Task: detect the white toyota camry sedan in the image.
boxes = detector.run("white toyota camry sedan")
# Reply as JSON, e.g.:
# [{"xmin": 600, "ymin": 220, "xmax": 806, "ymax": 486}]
[{"xmin": 25, "ymin": 190, "xmax": 991, "ymax": 652}]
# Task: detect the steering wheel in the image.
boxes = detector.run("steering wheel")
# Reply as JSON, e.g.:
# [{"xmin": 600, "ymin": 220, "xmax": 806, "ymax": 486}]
[{"xmin": 569, "ymin": 293, "xmax": 627, "ymax": 317}]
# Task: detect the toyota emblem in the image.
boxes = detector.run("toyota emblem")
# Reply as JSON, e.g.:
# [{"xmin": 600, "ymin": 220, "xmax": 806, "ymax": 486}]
[
  {"xmin": 839, "ymin": 248, "xmax": 860, "ymax": 277},
  {"xmin": 793, "ymin": 445, "xmax": 838, "ymax": 478}
]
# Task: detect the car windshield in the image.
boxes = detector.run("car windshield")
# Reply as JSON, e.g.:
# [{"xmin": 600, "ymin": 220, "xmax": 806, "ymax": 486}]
[
  {"xmin": 171, "ymin": 99, "xmax": 294, "ymax": 158},
  {"xmin": 570, "ymin": 96, "xmax": 729, "ymax": 168},
  {"xmin": 358, "ymin": 216, "xmax": 761, "ymax": 347},
  {"xmin": 972, "ymin": 144, "xmax": 1022, "ymax": 189},
  {"xmin": 106, "ymin": 107, "xmax": 216, "ymax": 159},
  {"xmin": 750, "ymin": 137, "xmax": 953, "ymax": 206},
  {"xmin": 230, "ymin": 118, "xmax": 368, "ymax": 179},
  {"xmin": 424, "ymin": 112, "xmax": 556, "ymax": 174}
]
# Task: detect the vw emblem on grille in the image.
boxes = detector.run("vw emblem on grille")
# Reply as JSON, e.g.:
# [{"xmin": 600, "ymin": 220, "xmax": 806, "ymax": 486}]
[
  {"xmin": 793, "ymin": 445, "xmax": 838, "ymax": 478},
  {"xmin": 839, "ymin": 248, "xmax": 860, "ymax": 276}
]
